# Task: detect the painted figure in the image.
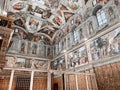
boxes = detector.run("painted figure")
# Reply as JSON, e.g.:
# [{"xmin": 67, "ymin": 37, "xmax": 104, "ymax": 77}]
[
  {"xmin": 68, "ymin": 0, "xmax": 78, "ymax": 10},
  {"xmin": 13, "ymin": 2, "xmax": 25, "ymax": 10},
  {"xmin": 32, "ymin": 44, "xmax": 37, "ymax": 54},
  {"xmin": 29, "ymin": 19, "xmax": 39, "ymax": 30},
  {"xmin": 21, "ymin": 43, "xmax": 25, "ymax": 53},
  {"xmin": 89, "ymin": 22, "xmax": 94, "ymax": 35},
  {"xmin": 113, "ymin": 38, "xmax": 119, "ymax": 53},
  {"xmin": 108, "ymin": 7, "xmax": 115, "ymax": 21},
  {"xmin": 79, "ymin": 29, "xmax": 84, "ymax": 40},
  {"xmin": 93, "ymin": 49, "xmax": 99, "ymax": 60}
]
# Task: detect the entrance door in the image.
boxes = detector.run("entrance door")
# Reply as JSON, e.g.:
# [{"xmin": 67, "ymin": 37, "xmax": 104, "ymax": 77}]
[{"xmin": 54, "ymin": 83, "xmax": 58, "ymax": 90}]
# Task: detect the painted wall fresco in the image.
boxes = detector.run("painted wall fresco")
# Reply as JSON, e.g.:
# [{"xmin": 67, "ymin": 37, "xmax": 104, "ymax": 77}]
[
  {"xmin": 7, "ymin": 0, "xmax": 82, "ymax": 35},
  {"xmin": 51, "ymin": 56, "xmax": 66, "ymax": 70},
  {"xmin": 34, "ymin": 60, "xmax": 48, "ymax": 69},
  {"xmin": 8, "ymin": 0, "xmax": 28, "ymax": 12},
  {"xmin": 68, "ymin": 0, "xmax": 83, "ymax": 10},
  {"xmin": 20, "ymin": 42, "xmax": 26, "ymax": 53},
  {"xmin": 108, "ymin": 6, "xmax": 115, "ymax": 21},
  {"xmin": 8, "ymin": 37, "xmax": 53, "ymax": 58},
  {"xmin": 68, "ymin": 45, "xmax": 88, "ymax": 69},
  {"xmin": 6, "ymin": 57, "xmax": 48, "ymax": 69},
  {"xmin": 90, "ymin": 27, "xmax": 120, "ymax": 61},
  {"xmin": 6, "ymin": 57, "xmax": 29, "ymax": 68},
  {"xmin": 26, "ymin": 16, "xmax": 41, "ymax": 33},
  {"xmin": 16, "ymin": 58, "xmax": 26, "ymax": 68}
]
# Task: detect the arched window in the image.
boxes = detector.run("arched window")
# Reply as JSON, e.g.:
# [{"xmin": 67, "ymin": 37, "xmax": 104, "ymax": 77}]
[
  {"xmin": 55, "ymin": 44, "xmax": 59, "ymax": 54},
  {"xmin": 71, "ymin": 25, "xmax": 78, "ymax": 43},
  {"xmin": 58, "ymin": 41, "xmax": 61, "ymax": 51},
  {"xmin": 73, "ymin": 30, "xmax": 78, "ymax": 43},
  {"xmin": 96, "ymin": 9, "xmax": 107, "ymax": 26}
]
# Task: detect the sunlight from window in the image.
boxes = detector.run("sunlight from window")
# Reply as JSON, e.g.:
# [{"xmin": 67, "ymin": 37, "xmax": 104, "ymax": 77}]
[{"xmin": 97, "ymin": 9, "xmax": 107, "ymax": 26}]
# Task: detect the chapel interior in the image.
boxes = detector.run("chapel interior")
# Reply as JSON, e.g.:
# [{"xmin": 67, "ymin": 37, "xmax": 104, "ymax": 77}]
[{"xmin": 0, "ymin": 0, "xmax": 120, "ymax": 90}]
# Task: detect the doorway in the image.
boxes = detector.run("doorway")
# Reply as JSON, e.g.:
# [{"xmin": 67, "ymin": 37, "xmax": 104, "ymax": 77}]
[{"xmin": 54, "ymin": 83, "xmax": 58, "ymax": 90}]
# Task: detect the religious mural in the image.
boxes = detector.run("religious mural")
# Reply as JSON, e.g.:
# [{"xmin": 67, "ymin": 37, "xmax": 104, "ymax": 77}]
[
  {"xmin": 64, "ymin": 12, "xmax": 74, "ymax": 22},
  {"xmin": 49, "ymin": 0, "xmax": 60, "ymax": 9},
  {"xmin": 8, "ymin": 0, "xmax": 28, "ymax": 12},
  {"xmin": 68, "ymin": 46, "xmax": 88, "ymax": 69},
  {"xmin": 90, "ymin": 27, "xmax": 120, "ymax": 61},
  {"xmin": 6, "ymin": 57, "xmax": 50, "ymax": 69},
  {"xmin": 51, "ymin": 56, "xmax": 65, "ymax": 70},
  {"xmin": 8, "ymin": 36, "xmax": 53, "ymax": 58},
  {"xmin": 32, "ymin": 44, "xmax": 38, "ymax": 54},
  {"xmin": 14, "ymin": 19, "xmax": 25, "ymax": 29},
  {"xmin": 6, "ymin": 0, "xmax": 85, "ymax": 38},
  {"xmin": 108, "ymin": 6, "xmax": 115, "ymax": 21},
  {"xmin": 79, "ymin": 28, "xmax": 84, "ymax": 40},
  {"xmin": 16, "ymin": 58, "xmax": 26, "ymax": 68},
  {"xmin": 92, "ymin": 0, "xmax": 97, "ymax": 6},
  {"xmin": 26, "ymin": 17, "xmax": 41, "ymax": 33},
  {"xmin": 6, "ymin": 0, "xmax": 119, "ymax": 60},
  {"xmin": 6, "ymin": 57, "xmax": 16, "ymax": 67},
  {"xmin": 88, "ymin": 21, "xmax": 95, "ymax": 35},
  {"xmin": 39, "ymin": 44, "xmax": 46, "ymax": 57},
  {"xmin": 46, "ymin": 47, "xmax": 52, "ymax": 57},
  {"xmin": 34, "ymin": 60, "xmax": 48, "ymax": 69},
  {"xmin": 20, "ymin": 42, "xmax": 26, "ymax": 53},
  {"xmin": 53, "ymin": 16, "xmax": 62, "ymax": 26},
  {"xmin": 25, "ymin": 59, "xmax": 32, "ymax": 68},
  {"xmin": 62, "ymin": 38, "xmax": 66, "ymax": 50},
  {"xmin": 75, "ymin": 16, "xmax": 81, "ymax": 25},
  {"xmin": 92, "ymin": 0, "xmax": 109, "ymax": 6},
  {"xmin": 68, "ymin": 0, "xmax": 83, "ymax": 10},
  {"xmin": 98, "ymin": 0, "xmax": 109, "ymax": 4},
  {"xmin": 69, "ymin": 15, "xmax": 81, "ymax": 27},
  {"xmin": 13, "ymin": 2, "xmax": 25, "ymax": 10}
]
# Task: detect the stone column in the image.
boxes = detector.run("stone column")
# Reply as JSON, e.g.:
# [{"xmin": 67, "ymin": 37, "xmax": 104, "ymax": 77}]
[
  {"xmin": 8, "ymin": 70, "xmax": 15, "ymax": 90},
  {"xmin": 85, "ymin": 74, "xmax": 89, "ymax": 90},
  {"xmin": 75, "ymin": 74, "xmax": 78, "ymax": 90},
  {"xmin": 30, "ymin": 71, "xmax": 34, "ymax": 90},
  {"xmin": 64, "ymin": 74, "xmax": 67, "ymax": 90},
  {"xmin": 47, "ymin": 72, "xmax": 51, "ymax": 90}
]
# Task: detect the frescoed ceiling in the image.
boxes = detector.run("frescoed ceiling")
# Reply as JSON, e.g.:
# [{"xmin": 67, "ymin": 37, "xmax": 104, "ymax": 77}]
[{"xmin": 4, "ymin": 0, "xmax": 83, "ymax": 44}]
